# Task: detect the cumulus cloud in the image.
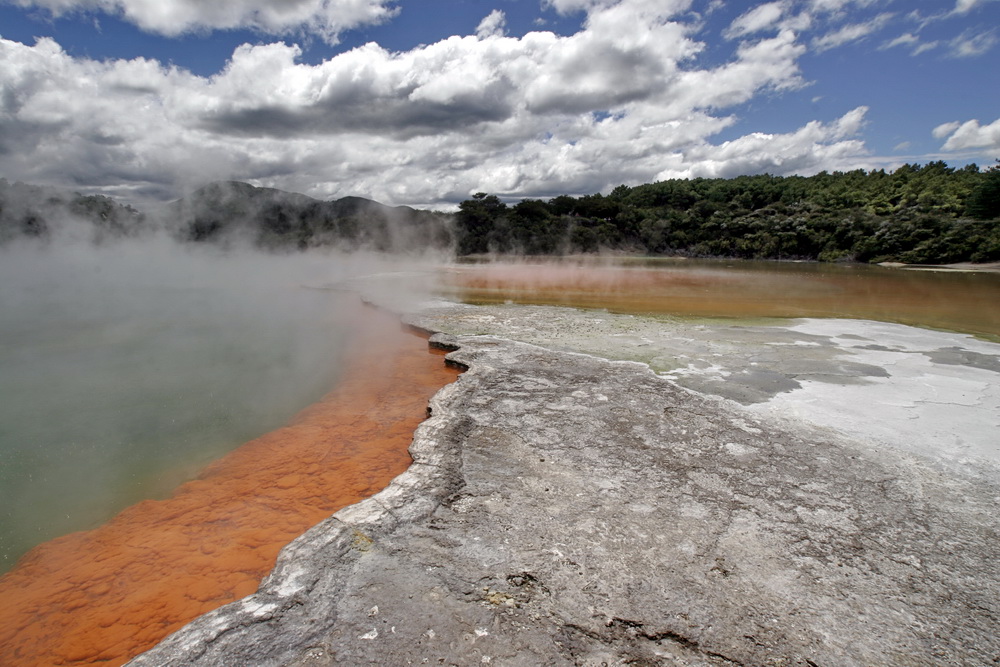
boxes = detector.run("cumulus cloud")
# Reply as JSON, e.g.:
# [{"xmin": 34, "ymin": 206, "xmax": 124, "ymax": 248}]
[
  {"xmin": 932, "ymin": 121, "xmax": 963, "ymax": 139},
  {"xmin": 0, "ymin": 1, "xmax": 876, "ymax": 207},
  {"xmin": 659, "ymin": 107, "xmax": 870, "ymax": 180},
  {"xmin": 3, "ymin": 0, "xmax": 397, "ymax": 42},
  {"xmin": 935, "ymin": 118, "xmax": 1000, "ymax": 151},
  {"xmin": 476, "ymin": 10, "xmax": 507, "ymax": 39}
]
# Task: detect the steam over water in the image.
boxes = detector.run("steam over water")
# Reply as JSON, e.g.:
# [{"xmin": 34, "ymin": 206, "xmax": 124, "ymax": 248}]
[
  {"xmin": 444, "ymin": 258, "xmax": 1000, "ymax": 340},
  {"xmin": 0, "ymin": 238, "xmax": 411, "ymax": 571}
]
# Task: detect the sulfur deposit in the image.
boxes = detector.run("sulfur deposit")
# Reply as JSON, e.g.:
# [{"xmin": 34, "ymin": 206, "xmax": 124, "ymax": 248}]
[{"xmin": 128, "ymin": 304, "xmax": 1000, "ymax": 667}]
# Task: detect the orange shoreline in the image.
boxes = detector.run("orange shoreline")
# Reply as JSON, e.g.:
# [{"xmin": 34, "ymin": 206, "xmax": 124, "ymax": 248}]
[{"xmin": 0, "ymin": 304, "xmax": 460, "ymax": 666}]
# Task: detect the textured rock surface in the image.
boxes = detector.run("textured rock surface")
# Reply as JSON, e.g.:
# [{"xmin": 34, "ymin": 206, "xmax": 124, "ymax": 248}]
[
  {"xmin": 129, "ymin": 329, "xmax": 1000, "ymax": 667},
  {"xmin": 408, "ymin": 302, "xmax": 1000, "ymax": 474}
]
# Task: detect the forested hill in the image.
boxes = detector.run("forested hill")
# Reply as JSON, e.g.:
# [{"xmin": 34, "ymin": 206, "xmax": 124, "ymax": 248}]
[
  {"xmin": 0, "ymin": 179, "xmax": 146, "ymax": 244},
  {"xmin": 5, "ymin": 165, "xmax": 1000, "ymax": 262},
  {"xmin": 0, "ymin": 179, "xmax": 454, "ymax": 253},
  {"xmin": 168, "ymin": 181, "xmax": 453, "ymax": 252},
  {"xmin": 456, "ymin": 162, "xmax": 1000, "ymax": 264}
]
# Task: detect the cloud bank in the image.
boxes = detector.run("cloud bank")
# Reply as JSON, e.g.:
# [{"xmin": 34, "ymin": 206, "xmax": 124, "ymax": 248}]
[
  {"xmin": 4, "ymin": 0, "xmax": 398, "ymax": 42},
  {"xmin": 0, "ymin": 0, "xmax": 995, "ymax": 207}
]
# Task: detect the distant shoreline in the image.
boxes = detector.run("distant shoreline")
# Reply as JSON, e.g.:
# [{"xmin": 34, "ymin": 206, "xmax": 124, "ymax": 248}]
[
  {"xmin": 459, "ymin": 253, "xmax": 1000, "ymax": 273},
  {"xmin": 880, "ymin": 260, "xmax": 1000, "ymax": 273}
]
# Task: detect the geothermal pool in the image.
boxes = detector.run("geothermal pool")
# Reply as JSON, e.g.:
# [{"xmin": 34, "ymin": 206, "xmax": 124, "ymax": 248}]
[
  {"xmin": 0, "ymin": 244, "xmax": 457, "ymax": 666},
  {"xmin": 0, "ymin": 299, "xmax": 458, "ymax": 667},
  {"xmin": 441, "ymin": 258, "xmax": 1000, "ymax": 340},
  {"xmin": 1, "ymin": 252, "xmax": 998, "ymax": 666},
  {"xmin": 0, "ymin": 247, "xmax": 355, "ymax": 570}
]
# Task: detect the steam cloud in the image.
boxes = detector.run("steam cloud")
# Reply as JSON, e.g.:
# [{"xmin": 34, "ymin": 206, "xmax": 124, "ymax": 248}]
[{"xmin": 0, "ymin": 208, "xmax": 445, "ymax": 569}]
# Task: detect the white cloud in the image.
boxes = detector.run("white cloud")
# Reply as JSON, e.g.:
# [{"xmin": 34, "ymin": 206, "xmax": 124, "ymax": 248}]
[
  {"xmin": 724, "ymin": 2, "xmax": 787, "ymax": 39},
  {"xmin": 0, "ymin": 2, "xmax": 873, "ymax": 207},
  {"xmin": 476, "ymin": 10, "xmax": 507, "ymax": 39},
  {"xmin": 541, "ymin": 0, "xmax": 597, "ymax": 14},
  {"xmin": 952, "ymin": 0, "xmax": 1000, "ymax": 14},
  {"xmin": 936, "ymin": 118, "xmax": 1000, "ymax": 151},
  {"xmin": 657, "ymin": 107, "xmax": 871, "ymax": 180},
  {"xmin": 948, "ymin": 29, "xmax": 998, "ymax": 57},
  {"xmin": 704, "ymin": 0, "xmax": 725, "ymax": 14},
  {"xmin": 544, "ymin": 0, "xmax": 692, "ymax": 17},
  {"xmin": 812, "ymin": 12, "xmax": 893, "ymax": 52},
  {"xmin": 808, "ymin": 0, "xmax": 877, "ymax": 14},
  {"xmin": 933, "ymin": 121, "xmax": 963, "ymax": 139},
  {"xmin": 879, "ymin": 32, "xmax": 941, "ymax": 56},
  {"xmin": 880, "ymin": 32, "xmax": 918, "ymax": 50},
  {"xmin": 5, "ymin": 0, "xmax": 397, "ymax": 42}
]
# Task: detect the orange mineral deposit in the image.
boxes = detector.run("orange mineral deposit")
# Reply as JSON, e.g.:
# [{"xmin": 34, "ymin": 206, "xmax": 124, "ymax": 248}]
[{"xmin": 0, "ymin": 305, "xmax": 460, "ymax": 666}]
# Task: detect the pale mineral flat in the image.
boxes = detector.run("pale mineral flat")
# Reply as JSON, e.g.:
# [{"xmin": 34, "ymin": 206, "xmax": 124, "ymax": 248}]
[
  {"xmin": 409, "ymin": 301, "xmax": 1000, "ymax": 478},
  {"xmin": 129, "ymin": 298, "xmax": 1000, "ymax": 667}
]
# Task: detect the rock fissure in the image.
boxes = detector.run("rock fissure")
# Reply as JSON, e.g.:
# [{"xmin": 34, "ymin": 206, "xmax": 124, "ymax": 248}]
[{"xmin": 609, "ymin": 617, "xmax": 748, "ymax": 667}]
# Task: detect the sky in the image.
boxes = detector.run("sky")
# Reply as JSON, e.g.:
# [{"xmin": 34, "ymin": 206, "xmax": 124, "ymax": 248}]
[{"xmin": 1, "ymin": 0, "xmax": 998, "ymax": 208}]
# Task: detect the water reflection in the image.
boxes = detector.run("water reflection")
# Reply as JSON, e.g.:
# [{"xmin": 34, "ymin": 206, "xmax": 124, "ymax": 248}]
[{"xmin": 442, "ymin": 258, "xmax": 1000, "ymax": 340}]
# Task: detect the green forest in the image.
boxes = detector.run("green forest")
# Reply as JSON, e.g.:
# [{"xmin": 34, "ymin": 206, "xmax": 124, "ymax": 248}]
[
  {"xmin": 4, "ymin": 161, "xmax": 1000, "ymax": 263},
  {"xmin": 456, "ymin": 161, "xmax": 1000, "ymax": 264}
]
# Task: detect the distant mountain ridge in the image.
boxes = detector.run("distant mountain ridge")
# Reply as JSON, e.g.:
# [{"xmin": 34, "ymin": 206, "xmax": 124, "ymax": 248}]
[
  {"xmin": 0, "ymin": 178, "xmax": 146, "ymax": 245},
  {"xmin": 168, "ymin": 181, "xmax": 454, "ymax": 252},
  {"xmin": 0, "ymin": 179, "xmax": 455, "ymax": 252}
]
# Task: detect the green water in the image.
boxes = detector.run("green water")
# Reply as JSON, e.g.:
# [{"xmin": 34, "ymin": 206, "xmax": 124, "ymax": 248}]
[{"xmin": 0, "ymin": 242, "xmax": 368, "ymax": 572}]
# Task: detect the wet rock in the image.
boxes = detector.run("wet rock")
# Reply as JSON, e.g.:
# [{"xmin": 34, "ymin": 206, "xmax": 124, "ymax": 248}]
[
  {"xmin": 130, "ymin": 333, "xmax": 1000, "ymax": 667},
  {"xmin": 407, "ymin": 303, "xmax": 1000, "ymax": 473}
]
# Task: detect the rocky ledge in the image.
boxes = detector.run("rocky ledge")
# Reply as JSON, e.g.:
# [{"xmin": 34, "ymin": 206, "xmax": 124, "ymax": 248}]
[{"xmin": 128, "ymin": 324, "xmax": 1000, "ymax": 666}]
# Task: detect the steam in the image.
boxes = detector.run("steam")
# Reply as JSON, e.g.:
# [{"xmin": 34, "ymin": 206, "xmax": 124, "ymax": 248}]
[{"xmin": 0, "ymin": 228, "xmax": 444, "ymax": 571}]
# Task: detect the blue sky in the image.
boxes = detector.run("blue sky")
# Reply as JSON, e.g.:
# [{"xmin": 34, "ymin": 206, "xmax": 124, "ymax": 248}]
[{"xmin": 0, "ymin": 0, "xmax": 998, "ymax": 207}]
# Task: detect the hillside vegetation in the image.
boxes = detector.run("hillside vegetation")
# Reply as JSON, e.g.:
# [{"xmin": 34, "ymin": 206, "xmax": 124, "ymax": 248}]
[
  {"xmin": 170, "ymin": 181, "xmax": 453, "ymax": 252},
  {"xmin": 456, "ymin": 162, "xmax": 1000, "ymax": 264},
  {"xmin": 0, "ymin": 180, "xmax": 453, "ymax": 253},
  {"xmin": 0, "ymin": 179, "xmax": 146, "ymax": 245},
  {"xmin": 4, "ymin": 163, "xmax": 999, "ymax": 263}
]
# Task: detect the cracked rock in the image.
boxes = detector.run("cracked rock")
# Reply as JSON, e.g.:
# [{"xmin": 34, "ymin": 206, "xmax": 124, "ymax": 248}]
[{"xmin": 129, "ymin": 330, "xmax": 1000, "ymax": 667}]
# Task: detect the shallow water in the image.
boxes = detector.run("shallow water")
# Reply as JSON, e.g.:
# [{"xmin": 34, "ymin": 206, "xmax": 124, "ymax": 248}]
[
  {"xmin": 2, "ymin": 250, "xmax": 995, "ymax": 665},
  {"xmin": 0, "ymin": 241, "xmax": 408, "ymax": 571},
  {"xmin": 441, "ymin": 258, "xmax": 1000, "ymax": 339},
  {"xmin": 0, "ymin": 304, "xmax": 459, "ymax": 667}
]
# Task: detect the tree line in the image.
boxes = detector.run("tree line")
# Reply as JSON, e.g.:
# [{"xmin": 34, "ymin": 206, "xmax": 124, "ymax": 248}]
[
  {"xmin": 456, "ymin": 161, "xmax": 1000, "ymax": 264},
  {"xmin": 5, "ymin": 163, "xmax": 1000, "ymax": 263}
]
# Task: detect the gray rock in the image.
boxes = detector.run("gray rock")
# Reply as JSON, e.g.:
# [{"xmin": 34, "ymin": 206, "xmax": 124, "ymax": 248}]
[{"xmin": 129, "ymin": 332, "xmax": 1000, "ymax": 667}]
